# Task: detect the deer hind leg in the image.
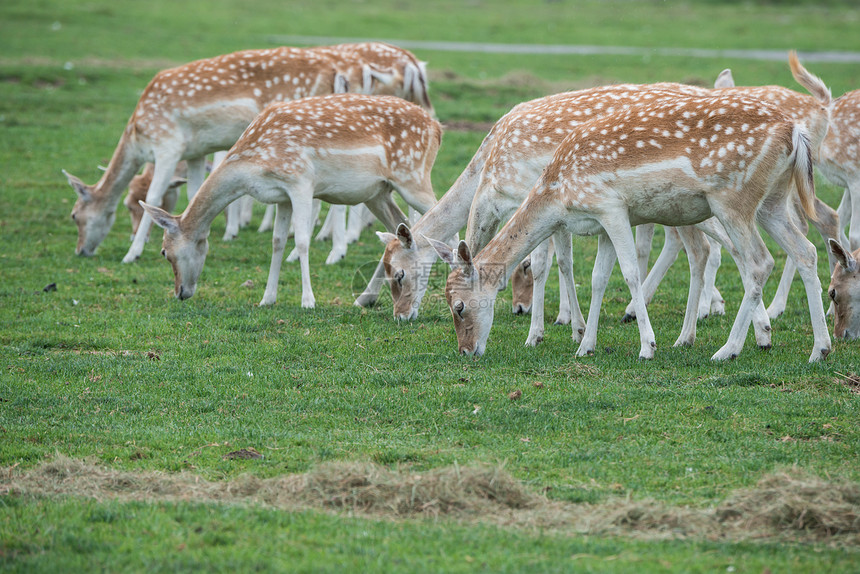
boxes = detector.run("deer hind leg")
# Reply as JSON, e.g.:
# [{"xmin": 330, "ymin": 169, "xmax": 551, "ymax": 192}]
[
  {"xmin": 674, "ymin": 226, "xmax": 710, "ymax": 347},
  {"xmin": 524, "ymin": 240, "xmax": 551, "ymax": 347},
  {"xmin": 622, "ymin": 225, "xmax": 683, "ymax": 322},
  {"xmin": 260, "ymin": 202, "xmax": 293, "ymax": 307},
  {"xmin": 759, "ymin": 211, "xmax": 831, "ymax": 362},
  {"xmin": 710, "ymin": 218, "xmax": 773, "ymax": 361},
  {"xmin": 123, "ymin": 155, "xmax": 182, "ymax": 263},
  {"xmin": 766, "ymin": 200, "xmax": 809, "ymax": 320},
  {"xmin": 848, "ymin": 182, "xmax": 860, "ymax": 251},
  {"xmin": 698, "ymin": 217, "xmax": 771, "ymax": 347}
]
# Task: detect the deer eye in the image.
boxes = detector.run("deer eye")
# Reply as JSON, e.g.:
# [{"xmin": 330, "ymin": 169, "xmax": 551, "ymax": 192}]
[
  {"xmin": 453, "ymin": 300, "xmax": 465, "ymax": 318},
  {"xmin": 71, "ymin": 212, "xmax": 77, "ymax": 221},
  {"xmin": 394, "ymin": 269, "xmax": 405, "ymax": 285},
  {"xmin": 161, "ymin": 248, "xmax": 166, "ymax": 258}
]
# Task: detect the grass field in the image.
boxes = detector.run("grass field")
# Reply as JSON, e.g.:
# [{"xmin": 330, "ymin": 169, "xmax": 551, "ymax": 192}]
[{"xmin": 2, "ymin": 1, "xmax": 860, "ymax": 572}]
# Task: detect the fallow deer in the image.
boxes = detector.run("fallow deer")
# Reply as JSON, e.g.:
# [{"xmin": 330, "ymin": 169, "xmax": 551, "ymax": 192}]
[
  {"xmin": 828, "ymin": 239, "xmax": 860, "ymax": 340},
  {"xmin": 819, "ymin": 89, "xmax": 860, "ymax": 251},
  {"xmin": 429, "ymin": 91, "xmax": 831, "ymax": 363},
  {"xmin": 627, "ymin": 52, "xmax": 845, "ymax": 322},
  {"xmin": 65, "ymin": 43, "xmax": 432, "ymax": 262},
  {"xmin": 141, "ymin": 94, "xmax": 441, "ymax": 308}
]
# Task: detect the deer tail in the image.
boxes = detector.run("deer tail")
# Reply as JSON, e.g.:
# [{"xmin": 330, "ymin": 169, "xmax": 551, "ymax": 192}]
[
  {"xmin": 788, "ymin": 51, "xmax": 831, "ymax": 108},
  {"xmin": 790, "ymin": 125, "xmax": 817, "ymax": 222}
]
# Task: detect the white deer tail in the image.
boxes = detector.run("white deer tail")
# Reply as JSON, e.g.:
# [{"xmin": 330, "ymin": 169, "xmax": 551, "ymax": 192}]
[
  {"xmin": 788, "ymin": 51, "xmax": 831, "ymax": 108},
  {"xmin": 790, "ymin": 125, "xmax": 817, "ymax": 221}
]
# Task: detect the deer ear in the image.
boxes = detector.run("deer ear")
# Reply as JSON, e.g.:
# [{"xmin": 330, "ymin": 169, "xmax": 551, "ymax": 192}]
[
  {"xmin": 376, "ymin": 231, "xmax": 397, "ymax": 245},
  {"xmin": 141, "ymin": 202, "xmax": 180, "ymax": 235},
  {"xmin": 456, "ymin": 241, "xmax": 474, "ymax": 271},
  {"xmin": 829, "ymin": 238, "xmax": 858, "ymax": 272},
  {"xmin": 63, "ymin": 169, "xmax": 91, "ymax": 201},
  {"xmin": 714, "ymin": 69, "xmax": 735, "ymax": 89},
  {"xmin": 395, "ymin": 223, "xmax": 414, "ymax": 249},
  {"xmin": 423, "ymin": 234, "xmax": 456, "ymax": 266},
  {"xmin": 167, "ymin": 177, "xmax": 187, "ymax": 191}
]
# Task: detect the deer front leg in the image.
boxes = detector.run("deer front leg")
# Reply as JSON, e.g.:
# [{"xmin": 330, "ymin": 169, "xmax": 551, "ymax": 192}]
[
  {"xmin": 258, "ymin": 204, "xmax": 276, "ymax": 232},
  {"xmin": 291, "ymin": 191, "xmax": 316, "ymax": 309},
  {"xmin": 324, "ymin": 205, "xmax": 348, "ymax": 265},
  {"xmin": 551, "ymin": 230, "xmax": 585, "ymax": 341},
  {"xmin": 702, "ymin": 235, "xmax": 724, "ymax": 318},
  {"xmin": 260, "ymin": 202, "xmax": 293, "ymax": 306},
  {"xmin": 622, "ymin": 225, "xmax": 682, "ymax": 323},
  {"xmin": 123, "ymin": 156, "xmax": 182, "ymax": 263},
  {"xmin": 185, "ymin": 156, "xmax": 207, "ymax": 201},
  {"xmin": 603, "ymin": 221, "xmax": 656, "ymax": 360},
  {"xmin": 674, "ymin": 226, "xmax": 710, "ymax": 347},
  {"xmin": 524, "ymin": 240, "xmax": 551, "ymax": 347},
  {"xmin": 848, "ymin": 182, "xmax": 860, "ymax": 251},
  {"xmin": 577, "ymin": 233, "xmax": 617, "ymax": 357},
  {"xmin": 223, "ymin": 197, "xmax": 243, "ymax": 241},
  {"xmin": 635, "ymin": 223, "xmax": 656, "ymax": 281}
]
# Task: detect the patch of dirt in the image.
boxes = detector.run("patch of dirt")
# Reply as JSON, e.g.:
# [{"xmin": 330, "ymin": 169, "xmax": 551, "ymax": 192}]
[
  {"xmin": 835, "ymin": 372, "xmax": 860, "ymax": 395},
  {"xmin": 2, "ymin": 457, "xmax": 858, "ymax": 546}
]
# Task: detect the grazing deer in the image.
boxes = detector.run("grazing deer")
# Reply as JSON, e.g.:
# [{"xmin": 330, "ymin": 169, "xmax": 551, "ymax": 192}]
[
  {"xmin": 366, "ymin": 84, "xmax": 704, "ymax": 326},
  {"xmin": 64, "ymin": 42, "xmax": 432, "ymax": 262},
  {"xmin": 429, "ymin": 91, "xmax": 831, "ymax": 363},
  {"xmin": 627, "ymin": 52, "xmax": 845, "ymax": 322},
  {"xmin": 827, "ymin": 239, "xmax": 860, "ymax": 340},
  {"xmin": 141, "ymin": 94, "xmax": 441, "ymax": 307},
  {"xmin": 818, "ymin": 89, "xmax": 860, "ymax": 251}
]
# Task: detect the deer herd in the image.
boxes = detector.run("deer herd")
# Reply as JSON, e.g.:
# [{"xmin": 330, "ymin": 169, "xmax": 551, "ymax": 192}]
[{"xmin": 64, "ymin": 43, "xmax": 860, "ymax": 362}]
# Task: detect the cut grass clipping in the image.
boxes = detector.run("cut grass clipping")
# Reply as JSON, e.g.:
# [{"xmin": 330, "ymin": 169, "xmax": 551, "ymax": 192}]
[{"xmin": 4, "ymin": 456, "xmax": 858, "ymax": 546}]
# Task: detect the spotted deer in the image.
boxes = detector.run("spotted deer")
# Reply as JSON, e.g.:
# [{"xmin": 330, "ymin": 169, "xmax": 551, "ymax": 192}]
[
  {"xmin": 627, "ymin": 52, "xmax": 845, "ymax": 323},
  {"xmin": 366, "ymin": 85, "xmax": 704, "ymax": 328},
  {"xmin": 827, "ymin": 239, "xmax": 860, "ymax": 340},
  {"xmin": 141, "ymin": 94, "xmax": 441, "ymax": 308},
  {"xmin": 429, "ymin": 91, "xmax": 831, "ymax": 363},
  {"xmin": 65, "ymin": 42, "xmax": 433, "ymax": 263},
  {"xmin": 819, "ymin": 89, "xmax": 860, "ymax": 251}
]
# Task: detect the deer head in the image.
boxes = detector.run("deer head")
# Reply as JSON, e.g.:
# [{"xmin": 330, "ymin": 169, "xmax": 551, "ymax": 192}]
[
  {"xmin": 141, "ymin": 202, "xmax": 208, "ymax": 300},
  {"xmin": 510, "ymin": 257, "xmax": 534, "ymax": 315},
  {"xmin": 64, "ymin": 169, "xmax": 117, "ymax": 256},
  {"xmin": 427, "ymin": 237, "xmax": 502, "ymax": 356},
  {"xmin": 828, "ymin": 239, "xmax": 860, "ymax": 339}
]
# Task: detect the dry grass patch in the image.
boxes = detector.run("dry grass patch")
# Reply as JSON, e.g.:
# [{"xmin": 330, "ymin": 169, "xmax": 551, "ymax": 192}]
[{"xmin": 3, "ymin": 456, "xmax": 860, "ymax": 547}]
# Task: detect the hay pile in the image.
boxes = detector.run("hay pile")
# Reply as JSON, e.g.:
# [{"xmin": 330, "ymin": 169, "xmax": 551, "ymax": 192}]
[{"xmin": 3, "ymin": 456, "xmax": 859, "ymax": 545}]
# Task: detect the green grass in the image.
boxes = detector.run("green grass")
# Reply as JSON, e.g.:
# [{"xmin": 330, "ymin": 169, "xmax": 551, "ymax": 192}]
[{"xmin": 2, "ymin": 0, "xmax": 860, "ymax": 572}]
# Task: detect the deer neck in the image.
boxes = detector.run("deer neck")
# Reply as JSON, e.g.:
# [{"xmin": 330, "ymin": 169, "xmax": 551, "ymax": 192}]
[
  {"xmin": 413, "ymin": 132, "xmax": 493, "ymax": 238},
  {"xmin": 180, "ymin": 165, "xmax": 247, "ymax": 239},
  {"xmin": 94, "ymin": 130, "xmax": 144, "ymax": 205},
  {"xmin": 476, "ymin": 198, "xmax": 558, "ymax": 293}
]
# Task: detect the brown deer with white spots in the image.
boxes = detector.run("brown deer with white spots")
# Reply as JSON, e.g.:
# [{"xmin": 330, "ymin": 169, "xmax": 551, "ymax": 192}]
[
  {"xmin": 367, "ymin": 84, "xmax": 715, "ymax": 335},
  {"xmin": 827, "ymin": 239, "xmax": 860, "ymax": 340},
  {"xmin": 819, "ymin": 90, "xmax": 860, "ymax": 251},
  {"xmin": 141, "ymin": 94, "xmax": 441, "ymax": 308},
  {"xmin": 627, "ymin": 52, "xmax": 846, "ymax": 323},
  {"xmin": 429, "ymin": 91, "xmax": 831, "ymax": 362},
  {"xmin": 64, "ymin": 43, "xmax": 433, "ymax": 262}
]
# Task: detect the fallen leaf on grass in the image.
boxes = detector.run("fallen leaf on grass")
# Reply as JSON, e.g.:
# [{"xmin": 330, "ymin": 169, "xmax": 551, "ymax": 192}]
[
  {"xmin": 508, "ymin": 390, "xmax": 522, "ymax": 401},
  {"xmin": 241, "ymin": 280, "xmax": 254, "ymax": 289}
]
